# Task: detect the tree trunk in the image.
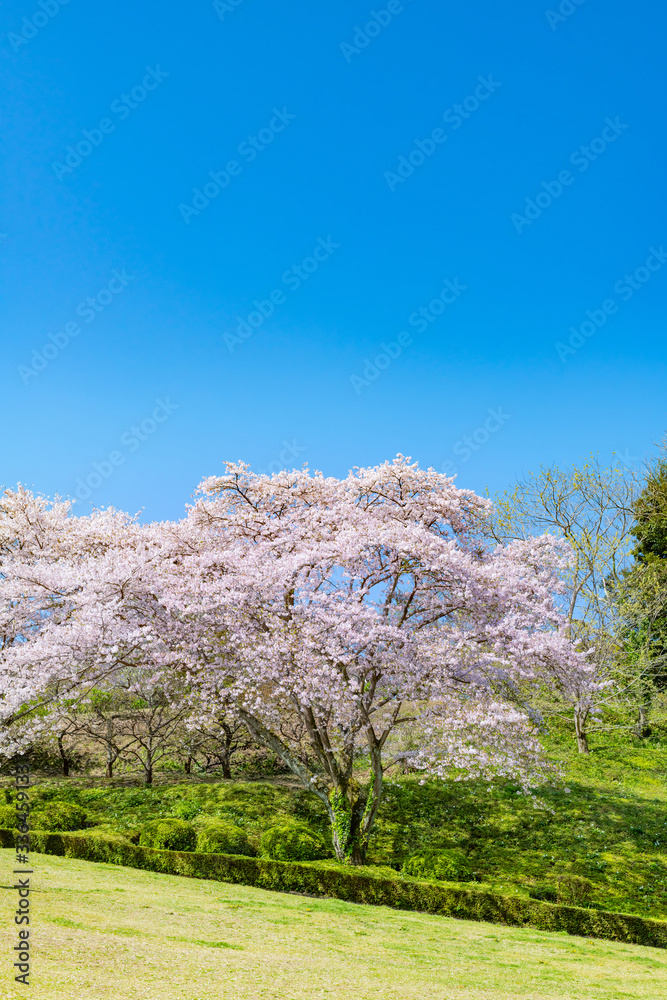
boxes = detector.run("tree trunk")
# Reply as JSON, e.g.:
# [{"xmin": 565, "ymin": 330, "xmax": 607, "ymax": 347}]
[
  {"xmin": 574, "ymin": 705, "xmax": 590, "ymax": 754},
  {"xmin": 328, "ymin": 746, "xmax": 384, "ymax": 864},
  {"xmin": 57, "ymin": 734, "xmax": 71, "ymax": 777},
  {"xmin": 328, "ymin": 784, "xmax": 382, "ymax": 864},
  {"xmin": 635, "ymin": 702, "xmax": 652, "ymax": 737},
  {"xmin": 184, "ymin": 756, "xmax": 192, "ymax": 774},
  {"xmin": 143, "ymin": 745, "xmax": 154, "ymax": 785},
  {"xmin": 237, "ymin": 707, "xmax": 382, "ymax": 864},
  {"xmin": 220, "ymin": 725, "xmax": 235, "ymax": 778},
  {"xmin": 105, "ymin": 719, "xmax": 116, "ymax": 778}
]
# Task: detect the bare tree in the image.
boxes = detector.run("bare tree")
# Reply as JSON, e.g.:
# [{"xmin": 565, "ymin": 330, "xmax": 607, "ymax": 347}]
[
  {"xmin": 108, "ymin": 682, "xmax": 188, "ymax": 785},
  {"xmin": 173, "ymin": 717, "xmax": 253, "ymax": 778},
  {"xmin": 491, "ymin": 455, "xmax": 638, "ymax": 752},
  {"xmin": 55, "ymin": 720, "xmax": 80, "ymax": 777}
]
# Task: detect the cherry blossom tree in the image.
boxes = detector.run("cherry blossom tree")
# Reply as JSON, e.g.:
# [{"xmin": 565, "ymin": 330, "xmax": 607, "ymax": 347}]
[
  {"xmin": 0, "ymin": 460, "xmax": 590, "ymax": 863},
  {"xmin": 151, "ymin": 457, "xmax": 590, "ymax": 862},
  {"xmin": 0, "ymin": 488, "xmax": 156, "ymax": 742}
]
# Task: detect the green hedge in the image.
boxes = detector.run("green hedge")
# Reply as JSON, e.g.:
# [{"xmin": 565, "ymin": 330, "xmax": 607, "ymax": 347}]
[{"xmin": 2, "ymin": 828, "xmax": 666, "ymax": 949}]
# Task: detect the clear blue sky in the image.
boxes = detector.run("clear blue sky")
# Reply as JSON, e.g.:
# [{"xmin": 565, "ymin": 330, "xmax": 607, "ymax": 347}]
[{"xmin": 1, "ymin": 0, "xmax": 665, "ymax": 520}]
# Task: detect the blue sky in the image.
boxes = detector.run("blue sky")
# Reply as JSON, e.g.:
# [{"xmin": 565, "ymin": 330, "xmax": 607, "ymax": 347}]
[{"xmin": 1, "ymin": 0, "xmax": 665, "ymax": 521}]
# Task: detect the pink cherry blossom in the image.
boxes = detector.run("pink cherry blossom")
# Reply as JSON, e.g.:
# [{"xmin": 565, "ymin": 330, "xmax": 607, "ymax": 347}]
[{"xmin": 0, "ymin": 458, "xmax": 590, "ymax": 862}]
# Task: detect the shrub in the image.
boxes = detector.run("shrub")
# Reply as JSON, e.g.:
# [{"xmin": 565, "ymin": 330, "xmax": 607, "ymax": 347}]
[
  {"xmin": 0, "ymin": 744, "xmax": 91, "ymax": 776},
  {"xmin": 529, "ymin": 884, "xmax": 558, "ymax": 903},
  {"xmin": 30, "ymin": 802, "xmax": 87, "ymax": 831},
  {"xmin": 0, "ymin": 805, "xmax": 17, "ymax": 828},
  {"xmin": 260, "ymin": 822, "xmax": 328, "ymax": 862},
  {"xmin": 196, "ymin": 819, "xmax": 253, "ymax": 856},
  {"xmin": 234, "ymin": 748, "xmax": 291, "ymax": 778},
  {"xmin": 558, "ymin": 876, "xmax": 593, "ymax": 907},
  {"xmin": 139, "ymin": 819, "xmax": 196, "ymax": 852},
  {"xmin": 402, "ymin": 848, "xmax": 474, "ymax": 882}
]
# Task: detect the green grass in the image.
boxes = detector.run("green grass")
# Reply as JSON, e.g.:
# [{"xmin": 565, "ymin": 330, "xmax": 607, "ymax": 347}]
[
  {"xmin": 1, "ymin": 848, "xmax": 666, "ymax": 999},
  {"xmin": 7, "ymin": 712, "xmax": 667, "ymax": 920}
]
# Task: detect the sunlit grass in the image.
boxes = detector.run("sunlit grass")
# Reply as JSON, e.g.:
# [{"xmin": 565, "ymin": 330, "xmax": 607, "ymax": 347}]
[{"xmin": 0, "ymin": 849, "xmax": 666, "ymax": 999}]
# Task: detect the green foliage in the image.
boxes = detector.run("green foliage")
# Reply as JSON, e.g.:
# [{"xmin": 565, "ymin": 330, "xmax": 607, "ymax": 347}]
[
  {"xmin": 557, "ymin": 875, "xmax": 594, "ymax": 907},
  {"xmin": 16, "ymin": 828, "xmax": 667, "ymax": 950},
  {"xmin": 402, "ymin": 848, "xmax": 474, "ymax": 882},
  {"xmin": 329, "ymin": 789, "xmax": 352, "ymax": 856},
  {"xmin": 633, "ymin": 457, "xmax": 667, "ymax": 562},
  {"xmin": 30, "ymin": 802, "xmax": 87, "ymax": 831},
  {"xmin": 260, "ymin": 821, "xmax": 328, "ymax": 862},
  {"xmin": 0, "ymin": 805, "xmax": 17, "ymax": 828},
  {"xmin": 195, "ymin": 819, "xmax": 253, "ymax": 856},
  {"xmin": 232, "ymin": 747, "xmax": 291, "ymax": 778},
  {"xmin": 620, "ymin": 454, "xmax": 667, "ymax": 701},
  {"xmin": 529, "ymin": 884, "xmax": 558, "ymax": 902},
  {"xmin": 0, "ymin": 743, "xmax": 89, "ymax": 776},
  {"xmin": 139, "ymin": 818, "xmax": 196, "ymax": 852},
  {"xmin": 172, "ymin": 796, "xmax": 202, "ymax": 821}
]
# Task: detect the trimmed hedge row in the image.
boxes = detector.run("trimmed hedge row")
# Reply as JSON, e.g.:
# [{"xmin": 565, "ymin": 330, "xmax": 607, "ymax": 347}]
[{"xmin": 2, "ymin": 828, "xmax": 666, "ymax": 949}]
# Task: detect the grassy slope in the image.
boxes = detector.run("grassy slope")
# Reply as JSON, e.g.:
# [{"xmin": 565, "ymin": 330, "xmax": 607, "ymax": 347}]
[
  {"xmin": 1, "ymin": 849, "xmax": 666, "ymax": 1000},
  {"xmin": 8, "ymin": 711, "xmax": 667, "ymax": 919}
]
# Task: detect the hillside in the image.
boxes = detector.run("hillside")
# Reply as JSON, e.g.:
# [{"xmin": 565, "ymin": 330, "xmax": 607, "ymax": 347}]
[{"xmin": 8, "ymin": 709, "xmax": 667, "ymax": 921}]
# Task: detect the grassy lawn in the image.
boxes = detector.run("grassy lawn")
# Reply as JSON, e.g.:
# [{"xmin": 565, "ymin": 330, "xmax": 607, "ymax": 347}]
[{"xmin": 0, "ymin": 849, "xmax": 665, "ymax": 1000}]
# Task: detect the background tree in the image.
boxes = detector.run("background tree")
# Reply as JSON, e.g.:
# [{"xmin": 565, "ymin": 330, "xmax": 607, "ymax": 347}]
[
  {"xmin": 491, "ymin": 456, "xmax": 638, "ymax": 752},
  {"xmin": 617, "ymin": 448, "xmax": 667, "ymax": 734},
  {"xmin": 173, "ymin": 717, "xmax": 255, "ymax": 778},
  {"xmin": 113, "ymin": 679, "xmax": 190, "ymax": 785}
]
